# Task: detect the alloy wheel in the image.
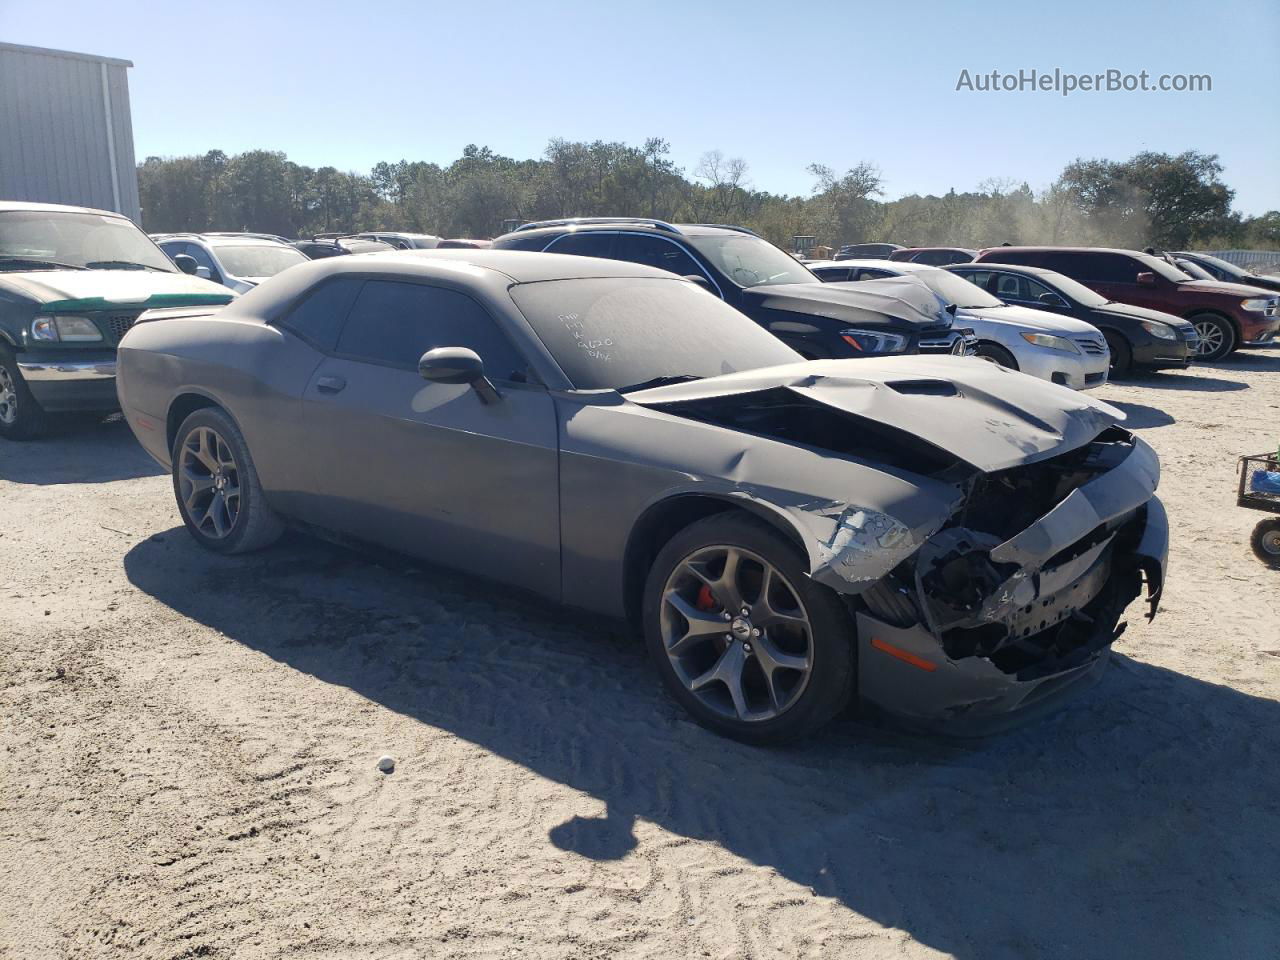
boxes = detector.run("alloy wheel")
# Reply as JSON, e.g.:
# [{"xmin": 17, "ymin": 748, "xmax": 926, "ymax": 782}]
[
  {"xmin": 1193, "ymin": 320, "xmax": 1226, "ymax": 357},
  {"xmin": 178, "ymin": 426, "xmax": 241, "ymax": 539},
  {"xmin": 659, "ymin": 545, "xmax": 813, "ymax": 722},
  {"xmin": 0, "ymin": 365, "xmax": 17, "ymax": 425}
]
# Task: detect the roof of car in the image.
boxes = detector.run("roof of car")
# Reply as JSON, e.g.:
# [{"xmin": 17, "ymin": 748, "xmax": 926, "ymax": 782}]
[
  {"xmin": 978, "ymin": 245, "xmax": 1147, "ymax": 257},
  {"xmin": 828, "ymin": 259, "xmax": 940, "ymax": 273},
  {"xmin": 156, "ymin": 233, "xmax": 293, "ymax": 248},
  {"xmin": 0, "ymin": 199, "xmax": 126, "ymax": 217},
  {"xmin": 363, "ymin": 249, "xmax": 688, "ymax": 283},
  {"xmin": 495, "ymin": 218, "xmax": 755, "ymax": 242},
  {"xmin": 947, "ymin": 262, "xmax": 1058, "ymax": 276}
]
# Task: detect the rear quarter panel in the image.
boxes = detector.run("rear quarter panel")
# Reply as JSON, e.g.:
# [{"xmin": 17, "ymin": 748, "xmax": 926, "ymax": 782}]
[{"xmin": 118, "ymin": 315, "xmax": 322, "ymax": 493}]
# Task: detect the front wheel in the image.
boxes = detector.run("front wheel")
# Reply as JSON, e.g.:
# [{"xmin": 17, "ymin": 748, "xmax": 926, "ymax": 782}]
[
  {"xmin": 1189, "ymin": 314, "xmax": 1236, "ymax": 361},
  {"xmin": 1251, "ymin": 519, "xmax": 1280, "ymax": 568},
  {"xmin": 172, "ymin": 407, "xmax": 283, "ymax": 554},
  {"xmin": 1104, "ymin": 332, "xmax": 1133, "ymax": 377},
  {"xmin": 0, "ymin": 348, "xmax": 52, "ymax": 440},
  {"xmin": 975, "ymin": 342, "xmax": 1018, "ymax": 370},
  {"xmin": 642, "ymin": 513, "xmax": 855, "ymax": 744}
]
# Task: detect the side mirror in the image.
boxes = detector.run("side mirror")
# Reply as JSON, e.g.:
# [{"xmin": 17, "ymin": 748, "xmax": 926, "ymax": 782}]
[
  {"xmin": 173, "ymin": 253, "xmax": 198, "ymax": 275},
  {"xmin": 195, "ymin": 266, "xmax": 212, "ymax": 280},
  {"xmin": 1038, "ymin": 291, "xmax": 1069, "ymax": 308},
  {"xmin": 683, "ymin": 274, "xmax": 712, "ymax": 293},
  {"xmin": 418, "ymin": 346, "xmax": 500, "ymax": 404},
  {"xmin": 1136, "ymin": 271, "xmax": 1156, "ymax": 287}
]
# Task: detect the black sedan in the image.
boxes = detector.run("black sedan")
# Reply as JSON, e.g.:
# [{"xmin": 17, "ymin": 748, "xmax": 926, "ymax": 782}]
[
  {"xmin": 948, "ymin": 262, "xmax": 1198, "ymax": 375},
  {"xmin": 116, "ymin": 251, "xmax": 1167, "ymax": 742}
]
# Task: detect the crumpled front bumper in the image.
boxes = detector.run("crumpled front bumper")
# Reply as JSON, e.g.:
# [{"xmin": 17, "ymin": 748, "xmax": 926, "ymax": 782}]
[{"xmin": 854, "ymin": 438, "xmax": 1168, "ymax": 734}]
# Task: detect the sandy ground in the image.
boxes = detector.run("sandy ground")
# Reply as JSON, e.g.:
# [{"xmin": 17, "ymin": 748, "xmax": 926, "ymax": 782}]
[{"xmin": 2, "ymin": 348, "xmax": 1279, "ymax": 960}]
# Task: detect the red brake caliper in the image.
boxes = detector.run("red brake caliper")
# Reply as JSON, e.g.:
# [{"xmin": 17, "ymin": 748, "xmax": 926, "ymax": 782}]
[{"xmin": 695, "ymin": 584, "xmax": 717, "ymax": 611}]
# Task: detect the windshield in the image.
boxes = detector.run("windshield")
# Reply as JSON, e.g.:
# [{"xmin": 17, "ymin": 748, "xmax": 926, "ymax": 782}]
[
  {"xmin": 510, "ymin": 277, "xmax": 800, "ymax": 390},
  {"xmin": 1036, "ymin": 272, "xmax": 1109, "ymax": 306},
  {"xmin": 908, "ymin": 267, "xmax": 1004, "ymax": 308},
  {"xmin": 1193, "ymin": 253, "xmax": 1254, "ymax": 279},
  {"xmin": 0, "ymin": 210, "xmax": 175, "ymax": 272},
  {"xmin": 215, "ymin": 244, "xmax": 308, "ymax": 278},
  {"xmin": 687, "ymin": 234, "xmax": 814, "ymax": 288},
  {"xmin": 1136, "ymin": 254, "xmax": 1193, "ymax": 282},
  {"xmin": 1175, "ymin": 259, "xmax": 1215, "ymax": 281}
]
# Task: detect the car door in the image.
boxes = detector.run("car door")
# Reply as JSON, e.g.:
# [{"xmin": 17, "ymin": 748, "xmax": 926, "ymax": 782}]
[
  {"xmin": 298, "ymin": 278, "xmax": 561, "ymax": 599},
  {"xmin": 184, "ymin": 242, "xmax": 225, "ymax": 285}
]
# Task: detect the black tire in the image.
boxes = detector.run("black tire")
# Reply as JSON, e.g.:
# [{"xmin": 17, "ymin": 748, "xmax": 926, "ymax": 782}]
[
  {"xmin": 1188, "ymin": 313, "xmax": 1236, "ymax": 361},
  {"xmin": 1104, "ymin": 331, "xmax": 1133, "ymax": 377},
  {"xmin": 975, "ymin": 342, "xmax": 1018, "ymax": 370},
  {"xmin": 1250, "ymin": 519, "xmax": 1280, "ymax": 568},
  {"xmin": 0, "ymin": 346, "xmax": 53, "ymax": 441},
  {"xmin": 172, "ymin": 407, "xmax": 283, "ymax": 554},
  {"xmin": 642, "ymin": 512, "xmax": 855, "ymax": 744}
]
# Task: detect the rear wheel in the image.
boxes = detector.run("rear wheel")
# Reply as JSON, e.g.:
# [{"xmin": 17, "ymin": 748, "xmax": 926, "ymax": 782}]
[
  {"xmin": 1104, "ymin": 332, "xmax": 1133, "ymax": 377},
  {"xmin": 643, "ymin": 513, "xmax": 854, "ymax": 744},
  {"xmin": 0, "ymin": 347, "xmax": 51, "ymax": 441},
  {"xmin": 1251, "ymin": 519, "xmax": 1280, "ymax": 568},
  {"xmin": 1189, "ymin": 314, "xmax": 1235, "ymax": 361},
  {"xmin": 975, "ymin": 342, "xmax": 1018, "ymax": 370},
  {"xmin": 172, "ymin": 407, "xmax": 283, "ymax": 554}
]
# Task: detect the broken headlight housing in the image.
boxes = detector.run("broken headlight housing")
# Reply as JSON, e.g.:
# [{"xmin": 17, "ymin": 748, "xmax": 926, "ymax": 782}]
[
  {"xmin": 31, "ymin": 314, "xmax": 104, "ymax": 343},
  {"xmin": 840, "ymin": 329, "xmax": 908, "ymax": 355}
]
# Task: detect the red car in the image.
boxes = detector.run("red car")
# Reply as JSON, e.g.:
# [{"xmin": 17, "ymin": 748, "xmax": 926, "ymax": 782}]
[{"xmin": 975, "ymin": 246, "xmax": 1280, "ymax": 360}]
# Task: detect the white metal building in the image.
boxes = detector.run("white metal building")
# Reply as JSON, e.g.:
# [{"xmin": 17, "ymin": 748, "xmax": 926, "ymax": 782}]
[{"xmin": 0, "ymin": 42, "xmax": 141, "ymax": 221}]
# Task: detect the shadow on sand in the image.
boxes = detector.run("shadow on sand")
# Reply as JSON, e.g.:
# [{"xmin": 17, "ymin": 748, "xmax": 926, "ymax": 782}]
[
  {"xmin": 0, "ymin": 415, "xmax": 163, "ymax": 484},
  {"xmin": 123, "ymin": 531, "xmax": 1280, "ymax": 960}
]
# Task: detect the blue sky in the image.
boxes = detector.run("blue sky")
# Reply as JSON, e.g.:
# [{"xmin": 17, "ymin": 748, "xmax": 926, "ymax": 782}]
[{"xmin": 3, "ymin": 0, "xmax": 1277, "ymax": 213}]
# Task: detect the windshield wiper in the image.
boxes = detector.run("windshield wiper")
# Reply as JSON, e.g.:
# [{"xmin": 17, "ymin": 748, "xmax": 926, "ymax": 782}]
[
  {"xmin": 617, "ymin": 374, "xmax": 703, "ymax": 393},
  {"xmin": 85, "ymin": 260, "xmax": 168, "ymax": 272},
  {"xmin": 0, "ymin": 256, "xmax": 87, "ymax": 271}
]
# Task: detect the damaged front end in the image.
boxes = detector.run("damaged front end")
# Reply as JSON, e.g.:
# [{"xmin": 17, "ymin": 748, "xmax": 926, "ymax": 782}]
[{"xmin": 849, "ymin": 426, "xmax": 1168, "ymax": 733}]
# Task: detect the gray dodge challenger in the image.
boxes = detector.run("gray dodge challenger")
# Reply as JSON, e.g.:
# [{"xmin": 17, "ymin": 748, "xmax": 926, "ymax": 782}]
[{"xmin": 117, "ymin": 250, "xmax": 1168, "ymax": 742}]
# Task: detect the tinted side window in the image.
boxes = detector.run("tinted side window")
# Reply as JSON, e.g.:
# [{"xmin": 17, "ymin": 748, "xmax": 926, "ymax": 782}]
[
  {"xmin": 1074, "ymin": 253, "xmax": 1136, "ymax": 284},
  {"xmin": 279, "ymin": 276, "xmax": 365, "ymax": 352},
  {"xmin": 812, "ymin": 266, "xmax": 851, "ymax": 282},
  {"xmin": 546, "ymin": 232, "xmax": 616, "ymax": 259},
  {"xmin": 854, "ymin": 268, "xmax": 895, "ymax": 280},
  {"xmin": 158, "ymin": 240, "xmax": 188, "ymax": 260},
  {"xmin": 614, "ymin": 235, "xmax": 703, "ymax": 278},
  {"xmin": 336, "ymin": 280, "xmax": 527, "ymax": 380},
  {"xmin": 993, "ymin": 273, "xmax": 1030, "ymax": 300},
  {"xmin": 954, "ymin": 269, "xmax": 994, "ymax": 291}
]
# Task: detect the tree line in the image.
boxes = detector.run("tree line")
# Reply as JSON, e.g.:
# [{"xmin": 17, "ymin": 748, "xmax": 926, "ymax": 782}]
[{"xmin": 137, "ymin": 139, "xmax": 1280, "ymax": 252}]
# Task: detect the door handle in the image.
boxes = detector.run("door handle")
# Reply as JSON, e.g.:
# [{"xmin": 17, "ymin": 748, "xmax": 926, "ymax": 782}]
[{"xmin": 316, "ymin": 374, "xmax": 346, "ymax": 394}]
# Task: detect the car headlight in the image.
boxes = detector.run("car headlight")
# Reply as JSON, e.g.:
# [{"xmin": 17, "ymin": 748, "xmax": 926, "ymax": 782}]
[
  {"xmin": 840, "ymin": 329, "xmax": 908, "ymax": 354},
  {"xmin": 1241, "ymin": 298, "xmax": 1272, "ymax": 313},
  {"xmin": 1020, "ymin": 332, "xmax": 1081, "ymax": 353},
  {"xmin": 1140, "ymin": 320, "xmax": 1177, "ymax": 340},
  {"xmin": 31, "ymin": 314, "xmax": 104, "ymax": 342}
]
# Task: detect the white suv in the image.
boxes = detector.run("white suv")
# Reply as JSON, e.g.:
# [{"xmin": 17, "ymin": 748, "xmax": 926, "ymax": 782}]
[
  {"xmin": 154, "ymin": 234, "xmax": 309, "ymax": 294},
  {"xmin": 811, "ymin": 259, "xmax": 1111, "ymax": 390}
]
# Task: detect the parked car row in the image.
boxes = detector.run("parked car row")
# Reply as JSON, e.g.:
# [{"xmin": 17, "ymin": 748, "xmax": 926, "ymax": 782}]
[{"xmin": 822, "ymin": 241, "xmax": 1280, "ymax": 362}]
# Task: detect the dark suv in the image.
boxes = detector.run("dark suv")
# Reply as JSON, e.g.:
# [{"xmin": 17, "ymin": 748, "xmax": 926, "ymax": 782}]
[
  {"xmin": 974, "ymin": 246, "xmax": 1280, "ymax": 361},
  {"xmin": 493, "ymin": 219, "xmax": 972, "ymax": 358},
  {"xmin": 1167, "ymin": 251, "xmax": 1280, "ymax": 294}
]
